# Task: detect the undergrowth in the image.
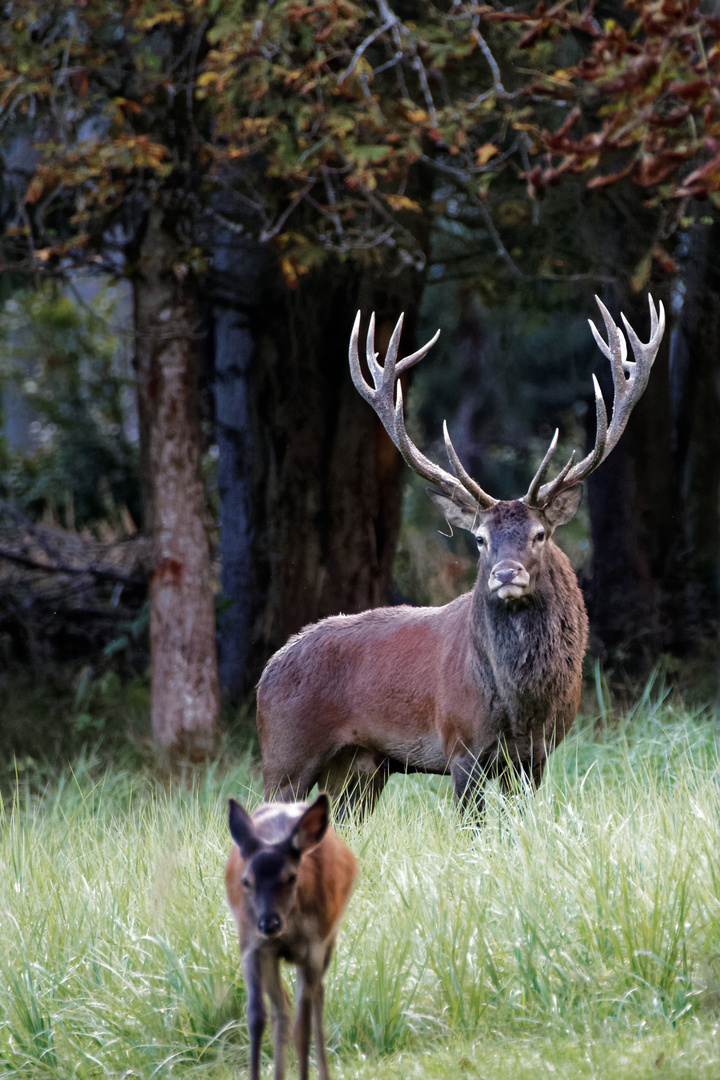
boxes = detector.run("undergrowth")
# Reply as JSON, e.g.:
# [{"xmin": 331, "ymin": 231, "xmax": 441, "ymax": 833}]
[{"xmin": 0, "ymin": 675, "xmax": 718, "ymax": 1078}]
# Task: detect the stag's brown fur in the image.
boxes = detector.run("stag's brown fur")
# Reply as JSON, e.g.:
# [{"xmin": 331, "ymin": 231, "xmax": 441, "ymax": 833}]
[
  {"xmin": 258, "ymin": 500, "xmax": 588, "ymax": 814},
  {"xmin": 258, "ymin": 298, "xmax": 663, "ymax": 815}
]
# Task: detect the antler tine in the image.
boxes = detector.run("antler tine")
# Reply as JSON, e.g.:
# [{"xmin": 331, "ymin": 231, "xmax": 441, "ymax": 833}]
[
  {"xmin": 349, "ymin": 311, "xmax": 498, "ymax": 508},
  {"xmin": 442, "ymin": 421, "xmax": 498, "ymax": 509},
  {"xmin": 533, "ymin": 448, "xmax": 577, "ymax": 506},
  {"xmin": 392, "ymin": 382, "xmax": 476, "ymax": 499},
  {"xmin": 530, "ymin": 294, "xmax": 663, "ymax": 508},
  {"xmin": 524, "ymin": 428, "xmax": 559, "ymax": 507},
  {"xmin": 365, "ymin": 311, "xmax": 386, "ymax": 388},
  {"xmin": 349, "ymin": 311, "xmax": 373, "ymax": 404},
  {"xmin": 396, "ymin": 328, "xmax": 441, "ymax": 375},
  {"xmin": 592, "ymin": 294, "xmax": 664, "ymax": 460},
  {"xmin": 537, "ymin": 374, "xmax": 609, "ymax": 503}
]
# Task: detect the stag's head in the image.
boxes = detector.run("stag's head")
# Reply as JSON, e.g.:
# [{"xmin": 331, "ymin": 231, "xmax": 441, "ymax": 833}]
[
  {"xmin": 350, "ymin": 297, "xmax": 665, "ymax": 605},
  {"xmin": 430, "ymin": 494, "xmax": 583, "ymax": 603}
]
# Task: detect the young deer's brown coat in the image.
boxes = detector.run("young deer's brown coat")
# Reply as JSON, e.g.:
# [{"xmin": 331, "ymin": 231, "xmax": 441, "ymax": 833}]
[{"xmin": 226, "ymin": 795, "xmax": 357, "ymax": 1080}]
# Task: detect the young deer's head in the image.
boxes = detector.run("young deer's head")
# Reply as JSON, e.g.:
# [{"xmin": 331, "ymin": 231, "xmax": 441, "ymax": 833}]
[{"xmin": 228, "ymin": 795, "xmax": 330, "ymax": 937}]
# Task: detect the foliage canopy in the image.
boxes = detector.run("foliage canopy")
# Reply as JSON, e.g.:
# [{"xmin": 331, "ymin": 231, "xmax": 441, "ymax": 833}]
[{"xmin": 1, "ymin": 0, "xmax": 717, "ymax": 288}]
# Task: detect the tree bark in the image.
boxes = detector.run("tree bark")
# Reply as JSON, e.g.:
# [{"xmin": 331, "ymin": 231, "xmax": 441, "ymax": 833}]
[
  {"xmin": 209, "ymin": 230, "xmax": 270, "ymax": 697},
  {"xmin": 259, "ymin": 278, "xmax": 409, "ymax": 658},
  {"xmin": 133, "ymin": 212, "xmax": 219, "ymax": 755},
  {"xmin": 584, "ymin": 283, "xmax": 674, "ymax": 663},
  {"xmin": 667, "ymin": 221, "xmax": 720, "ymax": 648},
  {"xmin": 209, "ymin": 251, "xmax": 421, "ymax": 698}
]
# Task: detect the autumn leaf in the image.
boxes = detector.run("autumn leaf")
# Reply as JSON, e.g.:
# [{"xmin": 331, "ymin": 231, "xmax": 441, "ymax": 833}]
[
  {"xmin": 138, "ymin": 10, "xmax": 184, "ymax": 30},
  {"xmin": 476, "ymin": 143, "xmax": 499, "ymax": 167},
  {"xmin": 630, "ymin": 251, "xmax": 652, "ymax": 292},
  {"xmin": 385, "ymin": 194, "xmax": 421, "ymax": 212}
]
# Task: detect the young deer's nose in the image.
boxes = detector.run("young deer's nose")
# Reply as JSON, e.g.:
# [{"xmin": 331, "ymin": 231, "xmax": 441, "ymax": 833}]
[{"xmin": 258, "ymin": 913, "xmax": 282, "ymax": 936}]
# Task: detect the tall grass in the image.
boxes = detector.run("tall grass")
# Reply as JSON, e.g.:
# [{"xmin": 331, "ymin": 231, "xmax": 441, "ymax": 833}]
[{"xmin": 1, "ymin": 687, "xmax": 719, "ymax": 1078}]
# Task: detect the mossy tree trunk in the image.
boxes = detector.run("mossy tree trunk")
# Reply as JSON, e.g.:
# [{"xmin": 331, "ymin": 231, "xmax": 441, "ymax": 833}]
[{"xmin": 133, "ymin": 212, "xmax": 219, "ymax": 755}]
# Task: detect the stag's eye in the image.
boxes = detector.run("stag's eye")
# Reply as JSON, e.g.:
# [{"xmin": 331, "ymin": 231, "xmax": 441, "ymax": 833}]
[
  {"xmin": 476, "ymin": 535, "xmax": 485, "ymax": 548},
  {"xmin": 534, "ymin": 530, "xmax": 546, "ymax": 543}
]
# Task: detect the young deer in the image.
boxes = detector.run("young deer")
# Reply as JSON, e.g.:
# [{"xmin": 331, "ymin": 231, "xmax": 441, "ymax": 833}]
[
  {"xmin": 226, "ymin": 794, "xmax": 357, "ymax": 1080},
  {"xmin": 258, "ymin": 296, "xmax": 665, "ymax": 815}
]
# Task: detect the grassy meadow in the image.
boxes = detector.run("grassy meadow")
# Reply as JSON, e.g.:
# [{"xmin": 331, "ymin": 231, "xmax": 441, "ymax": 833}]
[{"xmin": 1, "ymin": 675, "xmax": 719, "ymax": 1079}]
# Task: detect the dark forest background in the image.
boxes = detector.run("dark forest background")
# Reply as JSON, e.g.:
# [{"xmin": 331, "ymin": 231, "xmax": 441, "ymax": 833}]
[{"xmin": 1, "ymin": 0, "xmax": 718, "ymax": 762}]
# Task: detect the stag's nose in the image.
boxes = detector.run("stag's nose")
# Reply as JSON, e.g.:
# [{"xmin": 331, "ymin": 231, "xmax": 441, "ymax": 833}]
[
  {"xmin": 257, "ymin": 913, "xmax": 282, "ymax": 936},
  {"xmin": 489, "ymin": 560, "xmax": 531, "ymax": 599}
]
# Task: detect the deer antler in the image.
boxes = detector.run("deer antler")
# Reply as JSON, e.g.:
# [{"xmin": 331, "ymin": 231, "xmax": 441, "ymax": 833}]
[
  {"xmin": 349, "ymin": 312, "xmax": 498, "ymax": 510},
  {"xmin": 350, "ymin": 295, "xmax": 664, "ymax": 516},
  {"xmin": 524, "ymin": 293, "xmax": 665, "ymax": 508}
]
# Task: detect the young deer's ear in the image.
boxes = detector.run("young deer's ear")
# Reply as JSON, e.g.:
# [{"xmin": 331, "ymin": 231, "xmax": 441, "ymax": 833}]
[
  {"xmin": 228, "ymin": 798, "xmax": 261, "ymax": 860},
  {"xmin": 542, "ymin": 483, "xmax": 583, "ymax": 529},
  {"xmin": 289, "ymin": 794, "xmax": 330, "ymax": 855}
]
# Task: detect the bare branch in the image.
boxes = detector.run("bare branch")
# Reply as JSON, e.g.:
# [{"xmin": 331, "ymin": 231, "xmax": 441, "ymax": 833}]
[
  {"xmin": 469, "ymin": 22, "xmax": 517, "ymax": 105},
  {"xmin": 411, "ymin": 55, "xmax": 438, "ymax": 125},
  {"xmin": 337, "ymin": 16, "xmax": 397, "ymax": 85},
  {"xmin": 258, "ymin": 180, "xmax": 316, "ymax": 242},
  {"xmin": 0, "ymin": 546, "xmax": 144, "ymax": 586}
]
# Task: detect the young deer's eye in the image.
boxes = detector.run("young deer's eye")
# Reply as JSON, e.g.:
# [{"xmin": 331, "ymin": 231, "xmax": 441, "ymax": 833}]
[
  {"xmin": 241, "ymin": 877, "xmax": 252, "ymax": 889},
  {"xmin": 476, "ymin": 535, "xmax": 485, "ymax": 548}
]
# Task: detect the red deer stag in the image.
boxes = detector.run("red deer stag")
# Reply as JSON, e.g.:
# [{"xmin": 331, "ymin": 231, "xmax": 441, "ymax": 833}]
[
  {"xmin": 257, "ymin": 296, "xmax": 665, "ymax": 814},
  {"xmin": 226, "ymin": 794, "xmax": 357, "ymax": 1080}
]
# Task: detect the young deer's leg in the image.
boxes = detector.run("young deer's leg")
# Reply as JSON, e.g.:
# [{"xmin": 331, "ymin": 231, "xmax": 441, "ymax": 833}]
[
  {"xmin": 258, "ymin": 952, "xmax": 292, "ymax": 1080},
  {"xmin": 293, "ymin": 968, "xmax": 313, "ymax": 1080},
  {"xmin": 241, "ymin": 949, "xmax": 266, "ymax": 1080},
  {"xmin": 312, "ymin": 946, "xmax": 336, "ymax": 1080}
]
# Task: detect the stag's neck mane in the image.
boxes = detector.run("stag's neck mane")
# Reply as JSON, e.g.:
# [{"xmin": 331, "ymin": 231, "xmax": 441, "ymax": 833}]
[{"xmin": 469, "ymin": 543, "xmax": 581, "ymax": 706}]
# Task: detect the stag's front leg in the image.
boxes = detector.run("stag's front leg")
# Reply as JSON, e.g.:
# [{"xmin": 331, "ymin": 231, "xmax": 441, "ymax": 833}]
[
  {"xmin": 498, "ymin": 743, "xmax": 548, "ymax": 798},
  {"xmin": 260, "ymin": 952, "xmax": 292, "ymax": 1080},
  {"xmin": 241, "ymin": 949, "xmax": 266, "ymax": 1080},
  {"xmin": 450, "ymin": 751, "xmax": 487, "ymax": 818}
]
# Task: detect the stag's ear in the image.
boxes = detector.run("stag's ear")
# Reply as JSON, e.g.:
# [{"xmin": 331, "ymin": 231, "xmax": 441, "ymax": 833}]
[
  {"xmin": 228, "ymin": 798, "xmax": 261, "ymax": 860},
  {"xmin": 542, "ymin": 483, "xmax": 583, "ymax": 528},
  {"xmin": 426, "ymin": 487, "xmax": 480, "ymax": 534},
  {"xmin": 289, "ymin": 794, "xmax": 330, "ymax": 855}
]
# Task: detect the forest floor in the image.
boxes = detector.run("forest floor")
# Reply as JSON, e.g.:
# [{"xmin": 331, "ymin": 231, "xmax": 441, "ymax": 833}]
[{"xmin": 1, "ymin": 672, "xmax": 719, "ymax": 1079}]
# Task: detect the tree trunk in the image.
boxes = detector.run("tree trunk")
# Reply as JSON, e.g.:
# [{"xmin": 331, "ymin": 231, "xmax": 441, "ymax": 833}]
[
  {"xmin": 667, "ymin": 221, "xmax": 720, "ymax": 649},
  {"xmin": 258, "ymin": 271, "xmax": 411, "ymax": 659},
  {"xmin": 584, "ymin": 218, "xmax": 720, "ymax": 669},
  {"xmin": 209, "ymin": 251, "xmax": 421, "ymax": 698},
  {"xmin": 209, "ymin": 231, "xmax": 270, "ymax": 697},
  {"xmin": 133, "ymin": 212, "xmax": 219, "ymax": 755},
  {"xmin": 584, "ymin": 283, "xmax": 674, "ymax": 664}
]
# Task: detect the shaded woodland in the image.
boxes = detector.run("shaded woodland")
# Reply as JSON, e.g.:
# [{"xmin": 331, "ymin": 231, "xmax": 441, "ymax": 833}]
[{"xmin": 1, "ymin": 0, "xmax": 719, "ymax": 757}]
